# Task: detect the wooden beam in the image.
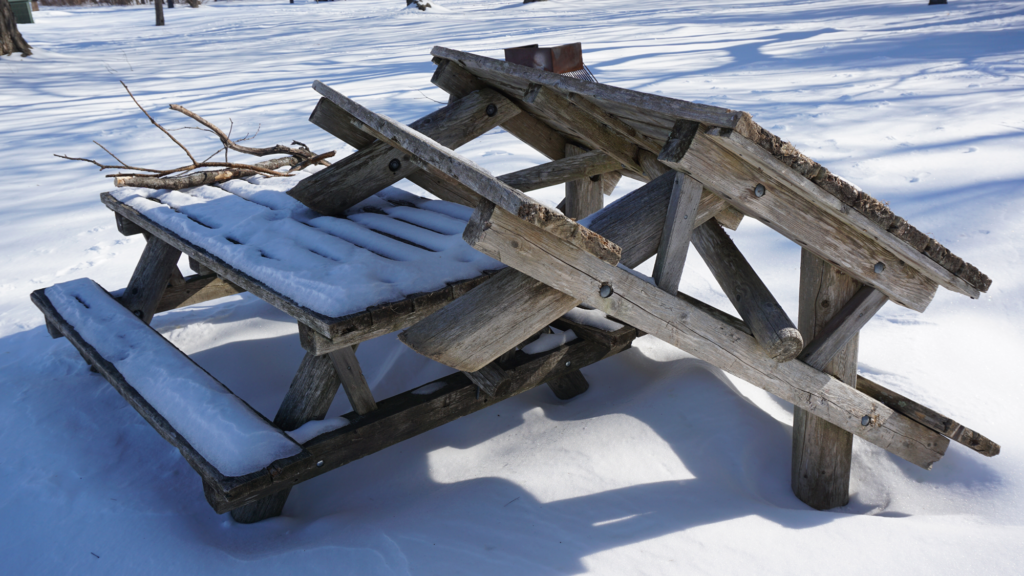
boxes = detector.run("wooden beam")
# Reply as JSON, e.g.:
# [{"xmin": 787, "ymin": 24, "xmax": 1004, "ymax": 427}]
[
  {"xmin": 308, "ymin": 96, "xmax": 377, "ymax": 150},
  {"xmin": 638, "ymin": 147, "xmax": 743, "ymax": 231},
  {"xmin": 791, "ymin": 251, "xmax": 861, "ymax": 510},
  {"xmin": 464, "ymin": 362, "xmax": 507, "ymax": 397},
  {"xmin": 502, "ymin": 148, "xmax": 622, "ymax": 194},
  {"xmin": 798, "ymin": 286, "xmax": 888, "ymax": 370},
  {"xmin": 523, "ymin": 84, "xmax": 644, "ymax": 176},
  {"xmin": 563, "ymin": 144, "xmax": 605, "ymax": 219},
  {"xmin": 329, "ymin": 346, "xmax": 377, "ymax": 415},
  {"xmin": 546, "ymin": 371, "xmax": 590, "ymax": 400},
  {"xmin": 690, "ymin": 219, "xmax": 804, "ymax": 362},
  {"xmin": 652, "ymin": 172, "xmax": 702, "ymax": 294},
  {"xmin": 463, "ymin": 200, "xmax": 949, "ymax": 469},
  {"xmin": 659, "ymin": 126, "xmax": 940, "ymax": 312},
  {"xmin": 311, "ymin": 81, "xmax": 621, "ymax": 266},
  {"xmin": 431, "ymin": 56, "xmax": 568, "ymax": 160},
  {"xmin": 563, "ymin": 92, "xmax": 664, "ymax": 153},
  {"xmin": 705, "ymin": 128, "xmax": 982, "ymax": 300},
  {"xmin": 856, "ymin": 375, "xmax": 1000, "ymax": 457},
  {"xmin": 431, "ymin": 47, "xmax": 752, "ymax": 134},
  {"xmin": 154, "ymin": 274, "xmax": 245, "ymax": 314},
  {"xmin": 118, "ymin": 235, "xmax": 182, "ymax": 324},
  {"xmin": 207, "ymin": 336, "xmax": 635, "ymax": 512},
  {"xmin": 115, "ymin": 212, "xmax": 144, "ymax": 236},
  {"xmin": 400, "ymin": 170, "xmax": 731, "ymax": 371},
  {"xmin": 290, "ymin": 87, "xmax": 522, "ymax": 217}
]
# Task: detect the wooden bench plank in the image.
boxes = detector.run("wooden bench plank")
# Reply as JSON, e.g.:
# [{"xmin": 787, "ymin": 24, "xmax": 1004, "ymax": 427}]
[{"xmin": 463, "ymin": 199, "xmax": 950, "ymax": 469}]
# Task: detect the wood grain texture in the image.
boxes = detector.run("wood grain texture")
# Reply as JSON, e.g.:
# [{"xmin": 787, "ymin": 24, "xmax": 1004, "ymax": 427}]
[
  {"xmin": 652, "ymin": 172, "xmax": 702, "ymax": 295},
  {"xmin": 291, "ymin": 88, "xmax": 521, "ymax": 216},
  {"xmin": 792, "ymin": 251, "xmax": 862, "ymax": 509},
  {"xmin": 465, "ymin": 201, "xmax": 949, "ymax": 468},
  {"xmin": 661, "ymin": 128, "xmax": 939, "ymax": 312},
  {"xmin": 856, "ymin": 375, "xmax": 1000, "ymax": 457},
  {"xmin": 690, "ymin": 220, "xmax": 803, "ymax": 362},
  {"xmin": 329, "ymin": 346, "xmax": 377, "ymax": 415},
  {"xmin": 115, "ymin": 212, "xmax": 144, "ymax": 236},
  {"xmin": 118, "ymin": 235, "xmax": 182, "ymax": 324},
  {"xmin": 154, "ymin": 275, "xmax": 245, "ymax": 314},
  {"xmin": 400, "ymin": 171, "xmax": 729, "ymax": 371},
  {"xmin": 502, "ymin": 148, "xmax": 622, "ymax": 194},
  {"xmin": 798, "ymin": 286, "xmax": 888, "ymax": 370},
  {"xmin": 638, "ymin": 148, "xmax": 742, "ymax": 230},
  {"xmin": 308, "ymin": 97, "xmax": 377, "ymax": 150},
  {"xmin": 563, "ymin": 144, "xmax": 605, "ymax": 219},
  {"xmin": 464, "ymin": 362, "xmax": 508, "ymax": 397},
  {"xmin": 546, "ymin": 370, "xmax": 590, "ymax": 400}
]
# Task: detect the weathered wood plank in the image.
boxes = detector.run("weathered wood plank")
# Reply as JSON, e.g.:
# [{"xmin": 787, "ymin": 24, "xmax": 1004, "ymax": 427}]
[
  {"xmin": 652, "ymin": 172, "xmax": 702, "ymax": 295},
  {"xmin": 431, "ymin": 56, "xmax": 568, "ymax": 160},
  {"xmin": 311, "ymin": 81, "xmax": 621, "ymax": 266},
  {"xmin": 791, "ymin": 251, "xmax": 861, "ymax": 510},
  {"xmin": 400, "ymin": 171, "xmax": 730, "ymax": 371},
  {"xmin": 464, "ymin": 200, "xmax": 949, "ymax": 468},
  {"xmin": 329, "ymin": 346, "xmax": 377, "ymax": 415},
  {"xmin": 119, "ymin": 235, "xmax": 182, "ymax": 324},
  {"xmin": 291, "ymin": 88, "xmax": 522, "ymax": 217},
  {"xmin": 856, "ymin": 375, "xmax": 1000, "ymax": 457},
  {"xmin": 798, "ymin": 286, "xmax": 888, "ymax": 370},
  {"xmin": 464, "ymin": 362, "xmax": 507, "ymax": 397},
  {"xmin": 638, "ymin": 148, "xmax": 742, "ymax": 231},
  {"xmin": 431, "ymin": 46, "xmax": 752, "ymax": 133},
  {"xmin": 155, "ymin": 274, "xmax": 245, "ymax": 313},
  {"xmin": 690, "ymin": 219, "xmax": 804, "ymax": 362},
  {"xmin": 563, "ymin": 144, "xmax": 605, "ymax": 219},
  {"xmin": 564, "ymin": 92, "xmax": 665, "ymax": 154},
  {"xmin": 115, "ymin": 212, "xmax": 144, "ymax": 236},
  {"xmin": 309, "ymin": 96, "xmax": 377, "ymax": 150},
  {"xmin": 660, "ymin": 127, "xmax": 940, "ymax": 312},
  {"xmin": 706, "ymin": 129, "xmax": 982, "ymax": 300},
  {"xmin": 208, "ymin": 336, "xmax": 635, "ymax": 512},
  {"xmin": 502, "ymin": 148, "xmax": 622, "ymax": 194},
  {"xmin": 523, "ymin": 84, "xmax": 643, "ymax": 176}
]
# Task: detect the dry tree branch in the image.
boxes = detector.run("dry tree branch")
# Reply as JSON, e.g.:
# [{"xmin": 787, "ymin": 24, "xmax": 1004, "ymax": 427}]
[{"xmin": 121, "ymin": 81, "xmax": 198, "ymax": 165}]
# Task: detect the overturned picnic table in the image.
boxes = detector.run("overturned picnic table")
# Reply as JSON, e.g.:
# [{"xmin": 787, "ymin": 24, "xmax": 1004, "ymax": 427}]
[{"xmin": 34, "ymin": 46, "xmax": 999, "ymax": 524}]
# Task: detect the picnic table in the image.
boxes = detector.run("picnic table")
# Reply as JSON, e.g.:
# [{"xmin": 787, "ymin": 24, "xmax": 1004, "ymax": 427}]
[{"xmin": 33, "ymin": 46, "xmax": 999, "ymax": 524}]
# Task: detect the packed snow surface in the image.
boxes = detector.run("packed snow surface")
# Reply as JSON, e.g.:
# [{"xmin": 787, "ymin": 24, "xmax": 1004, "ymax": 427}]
[
  {"xmin": 2, "ymin": 0, "xmax": 1024, "ymax": 574},
  {"xmin": 44, "ymin": 278, "xmax": 302, "ymax": 477}
]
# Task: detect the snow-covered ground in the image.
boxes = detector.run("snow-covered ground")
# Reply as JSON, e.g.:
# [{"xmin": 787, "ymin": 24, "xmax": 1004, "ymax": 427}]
[{"xmin": 2, "ymin": 0, "xmax": 1023, "ymax": 573}]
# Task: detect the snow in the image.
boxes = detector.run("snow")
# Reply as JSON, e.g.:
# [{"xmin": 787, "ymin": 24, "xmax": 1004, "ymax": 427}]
[
  {"xmin": 286, "ymin": 416, "xmax": 351, "ymax": 445},
  {"xmin": 110, "ymin": 176, "xmax": 502, "ymax": 318},
  {"xmin": 44, "ymin": 278, "xmax": 302, "ymax": 477},
  {"xmin": 2, "ymin": 0, "xmax": 1024, "ymax": 574},
  {"xmin": 522, "ymin": 327, "xmax": 577, "ymax": 355}
]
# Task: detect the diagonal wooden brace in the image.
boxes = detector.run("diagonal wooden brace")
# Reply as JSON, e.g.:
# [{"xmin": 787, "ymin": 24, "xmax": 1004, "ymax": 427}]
[{"xmin": 463, "ymin": 198, "xmax": 950, "ymax": 469}]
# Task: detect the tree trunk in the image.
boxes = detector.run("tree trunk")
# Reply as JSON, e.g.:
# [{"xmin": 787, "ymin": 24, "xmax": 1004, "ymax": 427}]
[
  {"xmin": 155, "ymin": 0, "xmax": 165, "ymax": 26},
  {"xmin": 0, "ymin": 0, "xmax": 32, "ymax": 57}
]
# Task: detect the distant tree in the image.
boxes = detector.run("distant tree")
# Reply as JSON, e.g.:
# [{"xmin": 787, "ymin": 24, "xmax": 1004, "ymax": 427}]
[{"xmin": 0, "ymin": 0, "xmax": 32, "ymax": 57}]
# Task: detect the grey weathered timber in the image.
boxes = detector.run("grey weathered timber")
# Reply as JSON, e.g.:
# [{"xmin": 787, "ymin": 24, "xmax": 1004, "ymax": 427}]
[
  {"xmin": 705, "ymin": 128, "xmax": 982, "ymax": 300},
  {"xmin": 659, "ymin": 119, "xmax": 701, "ymax": 166},
  {"xmin": 311, "ymin": 81, "xmax": 621, "ymax": 266},
  {"xmin": 208, "ymin": 336, "xmax": 635, "ymax": 512},
  {"xmin": 791, "ymin": 251, "xmax": 861, "ymax": 510},
  {"xmin": 309, "ymin": 97, "xmax": 378, "ymax": 150},
  {"xmin": 464, "ymin": 362, "xmax": 507, "ymax": 397},
  {"xmin": 119, "ymin": 236, "xmax": 182, "ymax": 324},
  {"xmin": 31, "ymin": 287, "xmax": 312, "ymax": 518},
  {"xmin": 563, "ymin": 144, "xmax": 605, "ymax": 219},
  {"xmin": 797, "ymin": 286, "xmax": 889, "ymax": 370},
  {"xmin": 660, "ymin": 127, "xmax": 940, "ymax": 312},
  {"xmin": 637, "ymin": 148, "xmax": 743, "ymax": 231},
  {"xmin": 431, "ymin": 46, "xmax": 752, "ymax": 133},
  {"xmin": 502, "ymin": 148, "xmax": 622, "ymax": 193},
  {"xmin": 856, "ymin": 375, "xmax": 1000, "ymax": 457},
  {"xmin": 690, "ymin": 219, "xmax": 804, "ymax": 362},
  {"xmin": 431, "ymin": 56, "xmax": 568, "ymax": 160},
  {"xmin": 103, "ymin": 192, "xmax": 491, "ymax": 344},
  {"xmin": 464, "ymin": 200, "xmax": 949, "ymax": 468},
  {"xmin": 564, "ymin": 92, "xmax": 664, "ymax": 153},
  {"xmin": 232, "ymin": 351, "xmax": 346, "ymax": 523},
  {"xmin": 290, "ymin": 88, "xmax": 522, "ymax": 217},
  {"xmin": 329, "ymin": 346, "xmax": 377, "ymax": 415},
  {"xmin": 652, "ymin": 172, "xmax": 702, "ymax": 295},
  {"xmin": 523, "ymin": 84, "xmax": 643, "ymax": 176},
  {"xmin": 155, "ymin": 275, "xmax": 245, "ymax": 314},
  {"xmin": 400, "ymin": 170, "xmax": 730, "ymax": 371},
  {"xmin": 115, "ymin": 212, "xmax": 144, "ymax": 236},
  {"xmin": 547, "ymin": 370, "xmax": 590, "ymax": 400}
]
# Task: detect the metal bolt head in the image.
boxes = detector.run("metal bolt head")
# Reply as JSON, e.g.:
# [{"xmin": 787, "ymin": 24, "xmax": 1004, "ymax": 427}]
[
  {"xmin": 565, "ymin": 361, "xmax": 571, "ymax": 367},
  {"xmin": 486, "ymin": 103, "xmax": 498, "ymax": 117},
  {"xmin": 388, "ymin": 158, "xmax": 401, "ymax": 172},
  {"xmin": 316, "ymin": 460, "xmax": 324, "ymax": 467},
  {"xmin": 754, "ymin": 184, "xmax": 766, "ymax": 197},
  {"xmin": 599, "ymin": 283, "xmax": 613, "ymax": 298},
  {"xmin": 861, "ymin": 415, "xmax": 871, "ymax": 426},
  {"xmin": 874, "ymin": 261, "xmax": 886, "ymax": 274}
]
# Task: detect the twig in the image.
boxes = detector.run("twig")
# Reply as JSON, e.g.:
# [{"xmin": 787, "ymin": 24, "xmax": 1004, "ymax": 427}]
[
  {"xmin": 121, "ymin": 81, "xmax": 198, "ymax": 165},
  {"xmin": 288, "ymin": 150, "xmax": 337, "ymax": 173},
  {"xmin": 93, "ymin": 140, "xmax": 130, "ymax": 168},
  {"xmin": 170, "ymin": 104, "xmax": 307, "ymax": 160},
  {"xmin": 114, "ymin": 157, "xmax": 301, "ymax": 190}
]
